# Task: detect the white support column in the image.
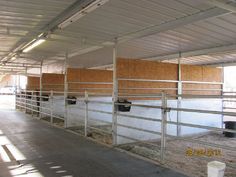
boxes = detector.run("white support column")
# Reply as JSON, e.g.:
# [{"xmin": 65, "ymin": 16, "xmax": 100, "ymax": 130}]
[
  {"xmin": 39, "ymin": 60, "xmax": 43, "ymax": 119},
  {"xmin": 112, "ymin": 39, "xmax": 118, "ymax": 146},
  {"xmin": 15, "ymin": 86, "xmax": 17, "ymax": 110},
  {"xmin": 64, "ymin": 52, "xmax": 68, "ymax": 128},
  {"xmin": 19, "ymin": 75, "xmax": 22, "ymax": 110},
  {"xmin": 221, "ymin": 66, "xmax": 224, "ymax": 129},
  {"xmin": 31, "ymin": 91, "xmax": 34, "ymax": 116},
  {"xmin": 161, "ymin": 92, "xmax": 167, "ymax": 161},
  {"xmin": 50, "ymin": 90, "xmax": 54, "ymax": 124},
  {"xmin": 15, "ymin": 75, "xmax": 19, "ymax": 110},
  {"xmin": 84, "ymin": 91, "xmax": 88, "ymax": 137},
  {"xmin": 24, "ymin": 90, "xmax": 27, "ymax": 113},
  {"xmin": 177, "ymin": 52, "xmax": 182, "ymax": 137}
]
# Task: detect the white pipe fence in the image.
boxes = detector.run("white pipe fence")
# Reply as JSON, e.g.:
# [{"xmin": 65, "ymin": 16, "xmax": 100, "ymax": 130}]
[{"xmin": 15, "ymin": 89, "xmax": 236, "ymax": 170}]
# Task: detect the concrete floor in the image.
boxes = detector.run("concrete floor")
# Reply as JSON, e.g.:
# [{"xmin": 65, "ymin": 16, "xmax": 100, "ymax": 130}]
[{"xmin": 0, "ymin": 109, "xmax": 188, "ymax": 177}]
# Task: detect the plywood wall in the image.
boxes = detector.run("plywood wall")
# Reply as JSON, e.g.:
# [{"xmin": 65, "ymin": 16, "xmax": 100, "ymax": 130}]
[
  {"xmin": 26, "ymin": 76, "xmax": 40, "ymax": 90},
  {"xmin": 42, "ymin": 73, "xmax": 64, "ymax": 92},
  {"xmin": 117, "ymin": 58, "xmax": 178, "ymax": 95},
  {"xmin": 182, "ymin": 65, "xmax": 222, "ymax": 95},
  {"xmin": 27, "ymin": 60, "xmax": 222, "ymax": 97},
  {"xmin": 67, "ymin": 68, "xmax": 113, "ymax": 94},
  {"xmin": 117, "ymin": 58, "xmax": 222, "ymax": 96}
]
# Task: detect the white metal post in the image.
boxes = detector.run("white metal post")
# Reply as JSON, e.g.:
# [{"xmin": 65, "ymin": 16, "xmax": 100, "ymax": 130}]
[
  {"xmin": 50, "ymin": 90, "xmax": 53, "ymax": 124},
  {"xmin": 84, "ymin": 91, "xmax": 89, "ymax": 137},
  {"xmin": 15, "ymin": 85, "xmax": 18, "ymax": 110},
  {"xmin": 25, "ymin": 66, "xmax": 27, "ymax": 112},
  {"xmin": 161, "ymin": 92, "xmax": 167, "ymax": 161},
  {"xmin": 31, "ymin": 91, "xmax": 33, "ymax": 116},
  {"xmin": 18, "ymin": 75, "xmax": 21, "ymax": 110},
  {"xmin": 177, "ymin": 52, "xmax": 182, "ymax": 136},
  {"xmin": 19, "ymin": 89, "xmax": 22, "ymax": 110},
  {"xmin": 221, "ymin": 66, "xmax": 224, "ymax": 129},
  {"xmin": 24, "ymin": 91, "xmax": 27, "ymax": 113},
  {"xmin": 64, "ymin": 52, "xmax": 68, "ymax": 128},
  {"xmin": 15, "ymin": 75, "xmax": 18, "ymax": 110},
  {"xmin": 39, "ymin": 60, "xmax": 43, "ymax": 119},
  {"xmin": 112, "ymin": 39, "xmax": 118, "ymax": 146}
]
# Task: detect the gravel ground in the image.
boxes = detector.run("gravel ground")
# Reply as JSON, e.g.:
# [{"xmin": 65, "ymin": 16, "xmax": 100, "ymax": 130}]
[{"xmin": 119, "ymin": 132, "xmax": 236, "ymax": 177}]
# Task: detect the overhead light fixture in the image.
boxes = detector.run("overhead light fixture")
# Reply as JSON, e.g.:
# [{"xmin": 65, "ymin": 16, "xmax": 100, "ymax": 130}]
[
  {"xmin": 58, "ymin": 0, "xmax": 110, "ymax": 29},
  {"xmin": 23, "ymin": 39, "xmax": 46, "ymax": 53}
]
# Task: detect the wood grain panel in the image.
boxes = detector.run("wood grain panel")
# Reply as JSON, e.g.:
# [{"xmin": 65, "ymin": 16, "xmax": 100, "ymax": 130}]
[{"xmin": 26, "ymin": 76, "xmax": 40, "ymax": 90}]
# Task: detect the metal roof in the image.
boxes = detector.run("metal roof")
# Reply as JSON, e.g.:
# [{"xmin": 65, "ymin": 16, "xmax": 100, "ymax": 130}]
[{"xmin": 0, "ymin": 0, "xmax": 236, "ymax": 74}]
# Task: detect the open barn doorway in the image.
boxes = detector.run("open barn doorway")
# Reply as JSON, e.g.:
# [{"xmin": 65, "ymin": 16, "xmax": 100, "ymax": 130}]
[
  {"xmin": 0, "ymin": 75, "xmax": 27, "ymax": 110},
  {"xmin": 223, "ymin": 66, "xmax": 236, "ymax": 122}
]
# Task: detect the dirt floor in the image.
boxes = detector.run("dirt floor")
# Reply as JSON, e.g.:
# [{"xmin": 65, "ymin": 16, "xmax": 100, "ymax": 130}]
[
  {"xmin": 119, "ymin": 132, "xmax": 236, "ymax": 177},
  {"xmin": 41, "ymin": 116, "xmax": 65, "ymax": 127},
  {"xmin": 69, "ymin": 125, "xmax": 113, "ymax": 145}
]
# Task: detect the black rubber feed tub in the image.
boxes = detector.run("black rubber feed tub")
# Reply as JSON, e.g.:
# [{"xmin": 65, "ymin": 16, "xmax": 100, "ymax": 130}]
[{"xmin": 224, "ymin": 121, "xmax": 236, "ymax": 138}]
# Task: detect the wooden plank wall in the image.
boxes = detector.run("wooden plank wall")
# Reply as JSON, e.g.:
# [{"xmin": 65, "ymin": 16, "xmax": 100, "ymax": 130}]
[
  {"xmin": 67, "ymin": 68, "xmax": 113, "ymax": 94},
  {"xmin": 117, "ymin": 58, "xmax": 178, "ymax": 95},
  {"xmin": 182, "ymin": 65, "xmax": 222, "ymax": 95},
  {"xmin": 26, "ymin": 76, "xmax": 40, "ymax": 90},
  {"xmin": 117, "ymin": 58, "xmax": 222, "ymax": 96},
  {"xmin": 42, "ymin": 73, "xmax": 64, "ymax": 92},
  {"xmin": 26, "ymin": 60, "xmax": 222, "ymax": 97}
]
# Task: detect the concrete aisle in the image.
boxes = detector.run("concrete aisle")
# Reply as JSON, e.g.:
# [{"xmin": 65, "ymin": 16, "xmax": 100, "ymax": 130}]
[{"xmin": 0, "ymin": 110, "xmax": 187, "ymax": 177}]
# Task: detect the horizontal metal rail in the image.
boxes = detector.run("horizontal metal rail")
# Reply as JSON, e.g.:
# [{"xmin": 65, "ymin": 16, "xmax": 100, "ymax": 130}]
[
  {"xmin": 223, "ymin": 100, "xmax": 236, "ymax": 102},
  {"xmin": 69, "ymin": 88, "xmax": 112, "ymax": 90},
  {"xmin": 88, "ymin": 126, "xmax": 112, "ymax": 135},
  {"xmin": 183, "ymin": 88, "xmax": 222, "ymax": 91},
  {"xmin": 117, "ymin": 113, "xmax": 162, "ymax": 122},
  {"xmin": 118, "ymin": 78, "xmax": 178, "ymax": 83},
  {"xmin": 167, "ymin": 120, "xmax": 236, "ymax": 134},
  {"xmin": 16, "ymin": 102, "xmax": 64, "ymax": 121},
  {"xmin": 116, "ymin": 133, "xmax": 161, "ymax": 148},
  {"xmin": 18, "ymin": 98, "xmax": 49, "ymax": 104},
  {"xmin": 119, "ymin": 88, "xmax": 222, "ymax": 91},
  {"xmin": 115, "ymin": 102, "xmax": 163, "ymax": 109},
  {"xmin": 42, "ymin": 84, "xmax": 64, "ymax": 86},
  {"xmin": 88, "ymin": 118, "xmax": 112, "ymax": 124},
  {"xmin": 118, "ymin": 78, "xmax": 223, "ymax": 85},
  {"xmin": 169, "ymin": 94, "xmax": 236, "ymax": 99},
  {"xmin": 118, "ymin": 95, "xmax": 162, "ymax": 98},
  {"xmin": 117, "ymin": 123, "xmax": 162, "ymax": 136},
  {"xmin": 119, "ymin": 88, "xmax": 177, "ymax": 90},
  {"xmin": 119, "ymin": 93, "xmax": 162, "ymax": 97},
  {"xmin": 223, "ymin": 107, "xmax": 236, "ymax": 110},
  {"xmin": 87, "ymin": 100, "xmax": 112, "ymax": 105},
  {"xmin": 170, "ymin": 106, "xmax": 236, "ymax": 117},
  {"xmin": 68, "ymin": 81, "xmax": 113, "ymax": 85},
  {"xmin": 16, "ymin": 101, "xmax": 51, "ymax": 110},
  {"xmin": 88, "ymin": 109, "xmax": 112, "ymax": 115},
  {"xmin": 223, "ymin": 91, "xmax": 236, "ymax": 94}
]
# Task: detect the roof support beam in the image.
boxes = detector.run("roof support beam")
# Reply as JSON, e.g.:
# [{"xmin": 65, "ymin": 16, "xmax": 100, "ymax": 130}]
[
  {"xmin": 204, "ymin": 60, "xmax": 236, "ymax": 67},
  {"xmin": 206, "ymin": 0, "xmax": 236, "ymax": 13},
  {"xmin": 0, "ymin": 64, "xmax": 41, "ymax": 68},
  {"xmin": 143, "ymin": 44, "xmax": 236, "ymax": 61},
  {"xmin": 118, "ymin": 7, "xmax": 229, "ymax": 43}
]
